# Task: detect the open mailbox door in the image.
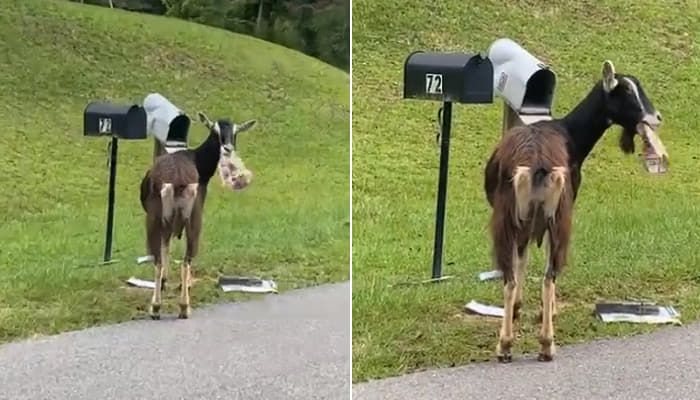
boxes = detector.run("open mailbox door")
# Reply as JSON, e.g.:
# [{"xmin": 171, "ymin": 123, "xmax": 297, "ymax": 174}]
[
  {"xmin": 143, "ymin": 93, "xmax": 191, "ymax": 158},
  {"xmin": 488, "ymin": 38, "xmax": 557, "ymax": 134}
]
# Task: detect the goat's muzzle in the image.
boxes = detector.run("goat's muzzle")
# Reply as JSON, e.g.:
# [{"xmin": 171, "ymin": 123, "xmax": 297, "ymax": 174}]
[{"xmin": 637, "ymin": 122, "xmax": 668, "ymax": 174}]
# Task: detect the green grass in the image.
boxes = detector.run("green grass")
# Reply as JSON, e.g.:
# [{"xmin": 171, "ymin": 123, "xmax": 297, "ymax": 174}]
[
  {"xmin": 352, "ymin": 0, "xmax": 700, "ymax": 383},
  {"xmin": 0, "ymin": 0, "xmax": 348, "ymax": 342}
]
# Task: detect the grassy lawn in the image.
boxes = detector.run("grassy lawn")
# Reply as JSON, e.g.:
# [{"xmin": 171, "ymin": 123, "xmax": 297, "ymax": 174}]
[
  {"xmin": 0, "ymin": 0, "xmax": 349, "ymax": 342},
  {"xmin": 352, "ymin": 0, "xmax": 700, "ymax": 382}
]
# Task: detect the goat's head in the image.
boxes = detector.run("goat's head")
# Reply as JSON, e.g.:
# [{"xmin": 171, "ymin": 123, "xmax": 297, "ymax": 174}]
[
  {"xmin": 600, "ymin": 60, "xmax": 668, "ymax": 172},
  {"xmin": 197, "ymin": 111, "xmax": 258, "ymax": 191}
]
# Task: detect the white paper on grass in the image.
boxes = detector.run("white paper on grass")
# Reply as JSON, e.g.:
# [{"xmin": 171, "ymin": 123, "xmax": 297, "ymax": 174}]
[
  {"xmin": 126, "ymin": 277, "xmax": 156, "ymax": 289},
  {"xmin": 464, "ymin": 300, "xmax": 504, "ymax": 318},
  {"xmin": 598, "ymin": 306, "xmax": 680, "ymax": 324},
  {"xmin": 220, "ymin": 280, "xmax": 278, "ymax": 294},
  {"xmin": 135, "ymin": 255, "xmax": 182, "ymax": 265},
  {"xmin": 478, "ymin": 270, "xmax": 503, "ymax": 281},
  {"xmin": 136, "ymin": 255, "xmax": 154, "ymax": 264}
]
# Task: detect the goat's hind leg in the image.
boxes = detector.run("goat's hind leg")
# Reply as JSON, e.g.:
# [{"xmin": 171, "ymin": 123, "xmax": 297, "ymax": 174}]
[
  {"xmin": 151, "ymin": 237, "xmax": 171, "ymax": 320},
  {"xmin": 538, "ymin": 233, "xmax": 557, "ymax": 361},
  {"xmin": 513, "ymin": 245, "xmax": 528, "ymax": 320},
  {"xmin": 496, "ymin": 247, "xmax": 518, "ymax": 363},
  {"xmin": 146, "ymin": 212, "xmax": 165, "ymax": 319},
  {"xmin": 179, "ymin": 223, "xmax": 198, "ymax": 319},
  {"xmin": 536, "ymin": 239, "xmax": 558, "ymax": 323},
  {"xmin": 179, "ymin": 184, "xmax": 199, "ymax": 319},
  {"xmin": 492, "ymin": 224, "xmax": 519, "ymax": 363},
  {"xmin": 149, "ymin": 185, "xmax": 174, "ymax": 320},
  {"xmin": 178, "ymin": 227, "xmax": 196, "ymax": 320},
  {"xmin": 539, "ymin": 219, "xmax": 570, "ymax": 361}
]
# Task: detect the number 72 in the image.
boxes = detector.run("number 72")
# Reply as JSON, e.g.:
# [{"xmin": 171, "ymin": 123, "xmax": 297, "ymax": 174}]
[{"xmin": 425, "ymin": 73, "xmax": 443, "ymax": 94}]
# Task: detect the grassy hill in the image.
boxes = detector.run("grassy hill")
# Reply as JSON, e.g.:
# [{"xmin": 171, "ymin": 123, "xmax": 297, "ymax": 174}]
[
  {"xmin": 0, "ymin": 0, "xmax": 349, "ymax": 342},
  {"xmin": 352, "ymin": 0, "xmax": 700, "ymax": 382}
]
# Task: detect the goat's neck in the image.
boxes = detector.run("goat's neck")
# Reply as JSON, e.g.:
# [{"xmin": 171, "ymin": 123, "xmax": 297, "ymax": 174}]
[
  {"xmin": 560, "ymin": 82, "xmax": 612, "ymax": 165},
  {"xmin": 193, "ymin": 130, "xmax": 222, "ymax": 184}
]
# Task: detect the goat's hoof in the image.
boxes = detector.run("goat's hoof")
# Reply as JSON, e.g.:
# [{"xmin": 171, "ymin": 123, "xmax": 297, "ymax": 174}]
[
  {"xmin": 496, "ymin": 340, "xmax": 513, "ymax": 363},
  {"xmin": 537, "ymin": 340, "xmax": 555, "ymax": 362},
  {"xmin": 150, "ymin": 304, "xmax": 161, "ymax": 320},
  {"xmin": 497, "ymin": 353, "xmax": 512, "ymax": 363},
  {"xmin": 178, "ymin": 305, "xmax": 191, "ymax": 319}
]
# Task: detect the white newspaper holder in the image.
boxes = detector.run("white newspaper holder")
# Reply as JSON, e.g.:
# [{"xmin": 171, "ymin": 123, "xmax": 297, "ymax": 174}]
[
  {"xmin": 488, "ymin": 38, "xmax": 557, "ymax": 135},
  {"xmin": 143, "ymin": 93, "xmax": 191, "ymax": 159}
]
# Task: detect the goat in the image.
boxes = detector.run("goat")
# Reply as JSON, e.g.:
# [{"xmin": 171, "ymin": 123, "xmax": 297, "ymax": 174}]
[
  {"xmin": 139, "ymin": 111, "xmax": 257, "ymax": 319},
  {"xmin": 483, "ymin": 60, "xmax": 667, "ymax": 362}
]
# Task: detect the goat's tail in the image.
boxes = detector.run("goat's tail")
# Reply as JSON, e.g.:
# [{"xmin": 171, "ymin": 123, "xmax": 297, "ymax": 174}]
[
  {"xmin": 160, "ymin": 183, "xmax": 199, "ymax": 224},
  {"xmin": 512, "ymin": 164, "xmax": 567, "ymax": 225}
]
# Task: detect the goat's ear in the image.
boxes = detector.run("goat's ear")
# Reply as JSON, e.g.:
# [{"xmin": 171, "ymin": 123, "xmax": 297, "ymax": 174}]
[
  {"xmin": 197, "ymin": 111, "xmax": 214, "ymax": 129},
  {"xmin": 602, "ymin": 60, "xmax": 618, "ymax": 92},
  {"xmin": 235, "ymin": 119, "xmax": 258, "ymax": 134}
]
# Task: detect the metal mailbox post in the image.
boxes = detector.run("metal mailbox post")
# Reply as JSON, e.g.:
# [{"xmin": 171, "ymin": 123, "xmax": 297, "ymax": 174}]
[
  {"xmin": 403, "ymin": 51, "xmax": 494, "ymax": 281},
  {"xmin": 83, "ymin": 102, "xmax": 147, "ymax": 263}
]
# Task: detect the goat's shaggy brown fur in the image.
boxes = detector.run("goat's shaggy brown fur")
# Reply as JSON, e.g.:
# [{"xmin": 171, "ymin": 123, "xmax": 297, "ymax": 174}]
[
  {"xmin": 138, "ymin": 111, "xmax": 257, "ymax": 320},
  {"xmin": 485, "ymin": 125, "xmax": 573, "ymax": 362},
  {"xmin": 141, "ymin": 151, "xmax": 201, "ymax": 319},
  {"xmin": 483, "ymin": 60, "xmax": 665, "ymax": 363},
  {"xmin": 486, "ymin": 126, "xmax": 573, "ymax": 280}
]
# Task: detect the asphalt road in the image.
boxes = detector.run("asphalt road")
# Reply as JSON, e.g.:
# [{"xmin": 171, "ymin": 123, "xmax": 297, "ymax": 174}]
[
  {"xmin": 0, "ymin": 282, "xmax": 350, "ymax": 400},
  {"xmin": 353, "ymin": 322, "xmax": 700, "ymax": 400}
]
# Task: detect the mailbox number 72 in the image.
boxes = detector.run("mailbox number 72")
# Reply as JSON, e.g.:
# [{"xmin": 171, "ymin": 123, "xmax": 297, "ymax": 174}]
[{"xmin": 425, "ymin": 73, "xmax": 443, "ymax": 94}]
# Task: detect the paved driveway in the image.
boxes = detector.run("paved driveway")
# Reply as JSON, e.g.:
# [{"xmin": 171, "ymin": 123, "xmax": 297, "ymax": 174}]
[
  {"xmin": 0, "ymin": 282, "xmax": 350, "ymax": 400},
  {"xmin": 354, "ymin": 322, "xmax": 699, "ymax": 400}
]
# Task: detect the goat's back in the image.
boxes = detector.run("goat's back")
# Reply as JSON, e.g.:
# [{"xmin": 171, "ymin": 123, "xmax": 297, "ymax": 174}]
[
  {"xmin": 496, "ymin": 123, "xmax": 570, "ymax": 174},
  {"xmin": 484, "ymin": 121, "xmax": 575, "ymax": 251},
  {"xmin": 485, "ymin": 122, "xmax": 570, "ymax": 205},
  {"xmin": 140, "ymin": 151, "xmax": 199, "ymax": 211},
  {"xmin": 149, "ymin": 152, "xmax": 199, "ymax": 189}
]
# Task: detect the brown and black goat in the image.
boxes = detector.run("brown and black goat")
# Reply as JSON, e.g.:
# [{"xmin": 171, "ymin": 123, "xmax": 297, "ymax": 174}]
[
  {"xmin": 139, "ymin": 111, "xmax": 257, "ymax": 319},
  {"xmin": 484, "ymin": 61, "xmax": 667, "ymax": 362}
]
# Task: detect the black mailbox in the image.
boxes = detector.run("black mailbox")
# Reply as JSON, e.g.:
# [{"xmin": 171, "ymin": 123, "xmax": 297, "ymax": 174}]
[
  {"xmin": 83, "ymin": 102, "xmax": 147, "ymax": 140},
  {"xmin": 403, "ymin": 51, "xmax": 494, "ymax": 104}
]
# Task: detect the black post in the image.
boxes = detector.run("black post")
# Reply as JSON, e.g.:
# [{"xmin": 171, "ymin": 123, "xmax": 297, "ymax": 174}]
[
  {"xmin": 431, "ymin": 101, "xmax": 452, "ymax": 280},
  {"xmin": 104, "ymin": 135, "xmax": 118, "ymax": 262}
]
